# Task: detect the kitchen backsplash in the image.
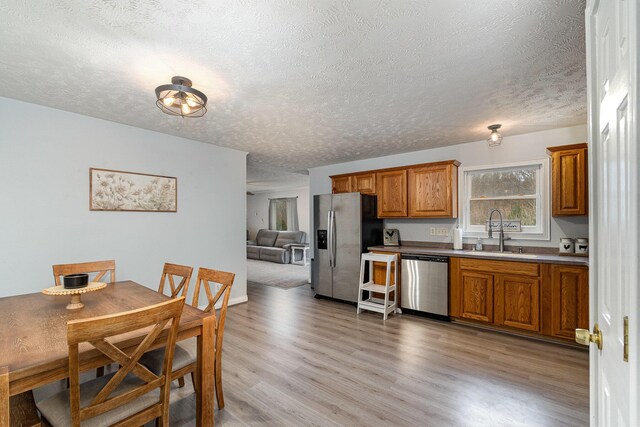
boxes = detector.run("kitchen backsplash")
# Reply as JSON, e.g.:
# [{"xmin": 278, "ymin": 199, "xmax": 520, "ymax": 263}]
[{"xmin": 384, "ymin": 216, "xmax": 589, "ymax": 248}]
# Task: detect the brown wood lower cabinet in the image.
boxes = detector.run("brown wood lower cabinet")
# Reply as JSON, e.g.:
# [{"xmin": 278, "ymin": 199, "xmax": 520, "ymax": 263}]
[
  {"xmin": 541, "ymin": 264, "xmax": 589, "ymax": 339},
  {"xmin": 460, "ymin": 271, "xmax": 494, "ymax": 323},
  {"xmin": 494, "ymin": 274, "xmax": 540, "ymax": 332},
  {"xmin": 450, "ymin": 257, "xmax": 588, "ymax": 342}
]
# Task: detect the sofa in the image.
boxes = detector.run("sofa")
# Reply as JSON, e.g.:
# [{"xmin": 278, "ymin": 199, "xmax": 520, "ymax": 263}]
[{"xmin": 247, "ymin": 229, "xmax": 307, "ymax": 264}]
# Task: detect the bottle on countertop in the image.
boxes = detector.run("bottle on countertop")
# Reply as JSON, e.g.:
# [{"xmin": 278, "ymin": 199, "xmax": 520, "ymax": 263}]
[{"xmin": 475, "ymin": 238, "xmax": 483, "ymax": 251}]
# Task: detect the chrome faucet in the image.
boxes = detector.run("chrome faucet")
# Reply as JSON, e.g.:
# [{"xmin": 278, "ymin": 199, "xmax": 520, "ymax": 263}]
[{"xmin": 488, "ymin": 209, "xmax": 510, "ymax": 252}]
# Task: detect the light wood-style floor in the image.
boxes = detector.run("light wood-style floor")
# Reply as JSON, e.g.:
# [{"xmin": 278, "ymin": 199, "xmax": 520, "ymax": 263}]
[
  {"xmin": 40, "ymin": 282, "xmax": 590, "ymax": 426},
  {"xmin": 175, "ymin": 282, "xmax": 589, "ymax": 426}
]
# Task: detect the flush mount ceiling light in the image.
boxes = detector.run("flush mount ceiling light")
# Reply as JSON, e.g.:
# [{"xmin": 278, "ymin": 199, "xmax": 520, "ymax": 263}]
[
  {"xmin": 487, "ymin": 124, "xmax": 503, "ymax": 147},
  {"xmin": 155, "ymin": 76, "xmax": 207, "ymax": 118}
]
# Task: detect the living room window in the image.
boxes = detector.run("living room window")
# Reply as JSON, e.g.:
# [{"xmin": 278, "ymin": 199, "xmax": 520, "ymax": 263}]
[
  {"xmin": 269, "ymin": 197, "xmax": 299, "ymax": 231},
  {"xmin": 459, "ymin": 159, "xmax": 550, "ymax": 240},
  {"xmin": 273, "ymin": 199, "xmax": 288, "ymax": 230}
]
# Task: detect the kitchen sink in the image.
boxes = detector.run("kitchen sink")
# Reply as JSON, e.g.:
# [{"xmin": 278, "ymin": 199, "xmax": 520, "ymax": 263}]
[{"xmin": 462, "ymin": 250, "xmax": 539, "ymax": 260}]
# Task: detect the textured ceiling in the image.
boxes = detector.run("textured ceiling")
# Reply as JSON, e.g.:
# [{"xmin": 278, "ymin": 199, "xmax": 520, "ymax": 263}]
[
  {"xmin": 0, "ymin": 0, "xmax": 586, "ymax": 177},
  {"xmin": 246, "ymin": 165, "xmax": 309, "ymax": 193}
]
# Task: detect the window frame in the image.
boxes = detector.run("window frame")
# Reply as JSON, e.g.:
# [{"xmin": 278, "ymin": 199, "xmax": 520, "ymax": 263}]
[{"xmin": 458, "ymin": 158, "xmax": 550, "ymax": 241}]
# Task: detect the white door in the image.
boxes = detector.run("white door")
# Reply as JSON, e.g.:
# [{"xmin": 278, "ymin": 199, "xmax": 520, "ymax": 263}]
[{"xmin": 586, "ymin": 1, "xmax": 638, "ymax": 426}]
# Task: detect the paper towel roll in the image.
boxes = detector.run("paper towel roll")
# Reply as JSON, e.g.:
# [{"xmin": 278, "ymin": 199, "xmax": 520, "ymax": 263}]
[{"xmin": 453, "ymin": 228, "xmax": 463, "ymax": 250}]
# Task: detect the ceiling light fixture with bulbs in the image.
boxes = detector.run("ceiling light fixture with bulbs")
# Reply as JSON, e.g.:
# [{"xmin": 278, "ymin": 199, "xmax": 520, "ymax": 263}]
[
  {"xmin": 487, "ymin": 124, "xmax": 503, "ymax": 147},
  {"xmin": 155, "ymin": 76, "xmax": 207, "ymax": 118}
]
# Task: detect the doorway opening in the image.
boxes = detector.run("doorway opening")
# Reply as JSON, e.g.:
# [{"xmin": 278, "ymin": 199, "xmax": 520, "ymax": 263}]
[{"xmin": 246, "ymin": 166, "xmax": 310, "ymax": 289}]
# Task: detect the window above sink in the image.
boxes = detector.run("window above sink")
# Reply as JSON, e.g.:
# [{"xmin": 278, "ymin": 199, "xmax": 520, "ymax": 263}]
[{"xmin": 459, "ymin": 159, "xmax": 550, "ymax": 241}]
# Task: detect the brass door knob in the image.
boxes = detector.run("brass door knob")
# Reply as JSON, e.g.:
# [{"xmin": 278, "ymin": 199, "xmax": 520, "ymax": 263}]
[{"xmin": 576, "ymin": 324, "xmax": 603, "ymax": 350}]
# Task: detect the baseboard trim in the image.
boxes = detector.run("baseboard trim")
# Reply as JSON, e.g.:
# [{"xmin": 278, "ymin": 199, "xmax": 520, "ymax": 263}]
[
  {"xmin": 228, "ymin": 295, "xmax": 249, "ymax": 306},
  {"xmin": 198, "ymin": 294, "xmax": 248, "ymax": 311}
]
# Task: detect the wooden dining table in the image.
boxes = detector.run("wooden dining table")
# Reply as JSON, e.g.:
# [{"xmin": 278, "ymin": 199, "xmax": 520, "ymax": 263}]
[{"xmin": 0, "ymin": 281, "xmax": 215, "ymax": 426}]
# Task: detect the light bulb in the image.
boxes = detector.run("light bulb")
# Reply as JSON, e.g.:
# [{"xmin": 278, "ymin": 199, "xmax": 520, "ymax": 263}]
[
  {"xmin": 162, "ymin": 96, "xmax": 175, "ymax": 106},
  {"xmin": 186, "ymin": 97, "xmax": 198, "ymax": 108},
  {"xmin": 487, "ymin": 124, "xmax": 503, "ymax": 147},
  {"xmin": 487, "ymin": 132, "xmax": 502, "ymax": 146},
  {"xmin": 181, "ymin": 103, "xmax": 191, "ymax": 115}
]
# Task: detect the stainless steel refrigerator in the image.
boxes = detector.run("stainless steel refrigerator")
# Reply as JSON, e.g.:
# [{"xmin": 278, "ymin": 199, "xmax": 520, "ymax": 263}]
[{"xmin": 312, "ymin": 193, "xmax": 383, "ymax": 302}]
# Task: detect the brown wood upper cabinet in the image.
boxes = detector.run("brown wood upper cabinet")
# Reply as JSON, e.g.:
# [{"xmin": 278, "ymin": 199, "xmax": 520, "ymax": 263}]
[
  {"xmin": 408, "ymin": 161, "xmax": 459, "ymax": 218},
  {"xmin": 548, "ymin": 143, "xmax": 588, "ymax": 216},
  {"xmin": 377, "ymin": 170, "xmax": 408, "ymax": 217},
  {"xmin": 331, "ymin": 172, "xmax": 375, "ymax": 194},
  {"xmin": 331, "ymin": 175, "xmax": 351, "ymax": 194},
  {"xmin": 330, "ymin": 159, "xmax": 460, "ymax": 219},
  {"xmin": 351, "ymin": 172, "xmax": 376, "ymax": 194}
]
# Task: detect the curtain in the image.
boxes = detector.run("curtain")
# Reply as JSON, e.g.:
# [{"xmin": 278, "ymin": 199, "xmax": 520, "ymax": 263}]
[
  {"xmin": 268, "ymin": 199, "xmax": 277, "ymax": 230},
  {"xmin": 285, "ymin": 198, "xmax": 299, "ymax": 231},
  {"xmin": 268, "ymin": 197, "xmax": 299, "ymax": 231}
]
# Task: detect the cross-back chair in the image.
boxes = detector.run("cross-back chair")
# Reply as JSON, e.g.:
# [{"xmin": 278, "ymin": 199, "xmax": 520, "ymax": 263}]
[
  {"xmin": 36, "ymin": 297, "xmax": 185, "ymax": 427},
  {"xmin": 0, "ymin": 366, "xmax": 8, "ymax": 426},
  {"xmin": 1, "ymin": 366, "xmax": 40, "ymax": 427},
  {"xmin": 158, "ymin": 263, "xmax": 193, "ymax": 299},
  {"xmin": 53, "ymin": 260, "xmax": 117, "ymax": 378},
  {"xmin": 141, "ymin": 267, "xmax": 235, "ymax": 409},
  {"xmin": 52, "ymin": 260, "xmax": 116, "ymax": 286}
]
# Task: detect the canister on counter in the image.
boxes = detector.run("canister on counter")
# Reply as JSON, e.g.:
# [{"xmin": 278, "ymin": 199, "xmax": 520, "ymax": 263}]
[
  {"xmin": 559, "ymin": 237, "xmax": 575, "ymax": 254},
  {"xmin": 575, "ymin": 238, "xmax": 589, "ymax": 254}
]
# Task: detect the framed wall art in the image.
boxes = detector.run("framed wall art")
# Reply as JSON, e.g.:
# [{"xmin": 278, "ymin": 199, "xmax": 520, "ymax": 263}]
[{"xmin": 90, "ymin": 168, "xmax": 177, "ymax": 212}]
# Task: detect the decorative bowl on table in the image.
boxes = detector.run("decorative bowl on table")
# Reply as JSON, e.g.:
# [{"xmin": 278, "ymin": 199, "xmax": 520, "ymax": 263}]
[
  {"xmin": 63, "ymin": 273, "xmax": 89, "ymax": 289},
  {"xmin": 43, "ymin": 281, "xmax": 107, "ymax": 310}
]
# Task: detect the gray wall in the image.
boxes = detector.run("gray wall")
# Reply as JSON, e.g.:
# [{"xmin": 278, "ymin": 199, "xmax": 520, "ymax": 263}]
[
  {"xmin": 0, "ymin": 97, "xmax": 248, "ymax": 306},
  {"xmin": 308, "ymin": 125, "xmax": 589, "ymax": 254}
]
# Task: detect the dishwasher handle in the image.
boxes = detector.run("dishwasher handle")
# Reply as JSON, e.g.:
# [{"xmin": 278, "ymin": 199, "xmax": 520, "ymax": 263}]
[{"xmin": 402, "ymin": 254, "xmax": 449, "ymax": 263}]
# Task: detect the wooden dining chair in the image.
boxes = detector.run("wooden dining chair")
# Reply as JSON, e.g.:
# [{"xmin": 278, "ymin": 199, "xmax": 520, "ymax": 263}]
[
  {"xmin": 35, "ymin": 297, "xmax": 185, "ymax": 427},
  {"xmin": 3, "ymin": 365, "xmax": 43, "ymax": 427},
  {"xmin": 52, "ymin": 260, "xmax": 117, "ymax": 378},
  {"xmin": 141, "ymin": 267, "xmax": 235, "ymax": 409},
  {"xmin": 157, "ymin": 263, "xmax": 193, "ymax": 299},
  {"xmin": 1, "ymin": 366, "xmax": 8, "ymax": 427},
  {"xmin": 52, "ymin": 260, "xmax": 116, "ymax": 286}
]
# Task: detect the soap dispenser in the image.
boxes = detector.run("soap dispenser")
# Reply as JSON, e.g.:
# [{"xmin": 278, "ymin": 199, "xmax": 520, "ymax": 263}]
[{"xmin": 475, "ymin": 238, "xmax": 483, "ymax": 251}]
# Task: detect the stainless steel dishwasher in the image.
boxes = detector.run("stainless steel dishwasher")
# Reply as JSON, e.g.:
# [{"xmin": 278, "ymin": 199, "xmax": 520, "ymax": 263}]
[{"xmin": 401, "ymin": 254, "xmax": 449, "ymax": 316}]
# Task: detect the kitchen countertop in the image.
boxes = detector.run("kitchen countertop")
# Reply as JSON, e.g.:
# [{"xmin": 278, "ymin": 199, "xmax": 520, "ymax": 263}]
[{"xmin": 367, "ymin": 245, "xmax": 589, "ymax": 266}]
